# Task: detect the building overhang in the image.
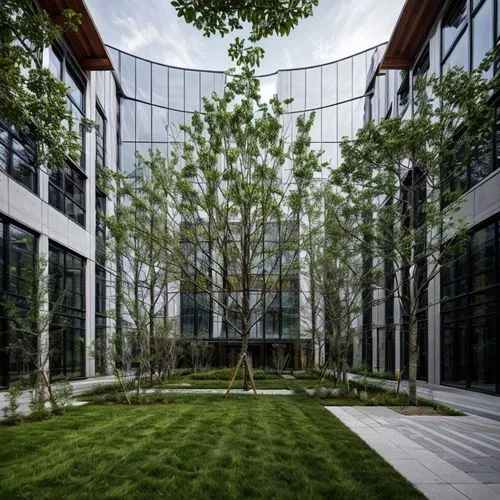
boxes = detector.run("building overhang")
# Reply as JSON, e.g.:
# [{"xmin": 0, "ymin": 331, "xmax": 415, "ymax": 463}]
[
  {"xmin": 37, "ymin": 0, "xmax": 113, "ymax": 71},
  {"xmin": 381, "ymin": 0, "xmax": 445, "ymax": 70}
]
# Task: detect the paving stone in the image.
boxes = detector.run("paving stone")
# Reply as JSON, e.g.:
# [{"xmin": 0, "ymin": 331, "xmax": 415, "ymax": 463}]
[
  {"xmin": 469, "ymin": 474, "xmax": 500, "ymax": 485},
  {"xmin": 452, "ymin": 484, "xmax": 500, "ymax": 500},
  {"xmin": 416, "ymin": 484, "xmax": 469, "ymax": 500}
]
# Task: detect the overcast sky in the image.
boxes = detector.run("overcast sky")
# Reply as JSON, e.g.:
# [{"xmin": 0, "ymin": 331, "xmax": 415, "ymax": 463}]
[{"xmin": 86, "ymin": 0, "xmax": 405, "ymax": 74}]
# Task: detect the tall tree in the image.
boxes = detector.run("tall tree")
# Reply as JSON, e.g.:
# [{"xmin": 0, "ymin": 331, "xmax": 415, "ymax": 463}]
[
  {"xmin": 332, "ymin": 52, "xmax": 499, "ymax": 404},
  {"xmin": 103, "ymin": 150, "xmax": 179, "ymax": 387},
  {"xmin": 0, "ymin": 0, "xmax": 84, "ymax": 167},
  {"xmin": 165, "ymin": 42, "xmax": 322, "ymax": 393}
]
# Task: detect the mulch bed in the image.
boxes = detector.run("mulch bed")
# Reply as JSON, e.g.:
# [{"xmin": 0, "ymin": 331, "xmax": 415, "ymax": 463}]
[{"xmin": 389, "ymin": 406, "xmax": 441, "ymax": 416}]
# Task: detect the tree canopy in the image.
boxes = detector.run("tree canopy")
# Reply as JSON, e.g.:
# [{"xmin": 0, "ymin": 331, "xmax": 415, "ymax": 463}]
[
  {"xmin": 0, "ymin": 0, "xmax": 84, "ymax": 168},
  {"xmin": 171, "ymin": 0, "xmax": 318, "ymax": 41}
]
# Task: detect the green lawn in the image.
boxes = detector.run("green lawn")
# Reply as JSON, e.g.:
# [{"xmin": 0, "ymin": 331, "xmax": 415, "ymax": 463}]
[{"xmin": 0, "ymin": 396, "xmax": 423, "ymax": 499}]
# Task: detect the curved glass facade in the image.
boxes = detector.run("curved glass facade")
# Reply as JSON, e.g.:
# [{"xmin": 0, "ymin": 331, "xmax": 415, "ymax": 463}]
[
  {"xmin": 106, "ymin": 43, "xmax": 388, "ymax": 367},
  {"xmin": 106, "ymin": 43, "xmax": 386, "ymax": 179}
]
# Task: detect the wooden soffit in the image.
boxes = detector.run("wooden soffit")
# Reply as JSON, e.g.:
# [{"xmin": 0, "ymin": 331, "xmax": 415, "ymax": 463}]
[
  {"xmin": 381, "ymin": 0, "xmax": 445, "ymax": 70},
  {"xmin": 37, "ymin": 0, "xmax": 113, "ymax": 71}
]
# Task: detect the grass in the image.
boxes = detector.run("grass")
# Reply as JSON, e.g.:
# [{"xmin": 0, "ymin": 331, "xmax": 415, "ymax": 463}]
[{"xmin": 0, "ymin": 395, "xmax": 424, "ymax": 499}]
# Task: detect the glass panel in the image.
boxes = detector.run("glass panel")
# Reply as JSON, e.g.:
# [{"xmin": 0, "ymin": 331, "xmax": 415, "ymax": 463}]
[
  {"xmin": 214, "ymin": 72, "xmax": 226, "ymax": 96},
  {"xmin": 120, "ymin": 142, "xmax": 137, "ymax": 175},
  {"xmin": 136, "ymin": 58, "xmax": 151, "ymax": 102},
  {"xmin": 168, "ymin": 110, "xmax": 184, "ymax": 141},
  {"xmin": 49, "ymin": 48, "xmax": 62, "ymax": 79},
  {"xmin": 321, "ymin": 106, "xmax": 337, "ymax": 142},
  {"xmin": 337, "ymin": 58, "xmax": 353, "ymax": 102},
  {"xmin": 169, "ymin": 68, "xmax": 184, "ymax": 110},
  {"xmin": 322, "ymin": 63, "xmax": 337, "ymax": 106},
  {"xmin": 136, "ymin": 102, "xmax": 151, "ymax": 142},
  {"xmin": 152, "ymin": 64, "xmax": 168, "ymax": 107},
  {"xmin": 470, "ymin": 317, "xmax": 496, "ymax": 392},
  {"xmin": 441, "ymin": 323, "xmax": 467, "ymax": 386},
  {"xmin": 306, "ymin": 67, "xmax": 321, "ymax": 109},
  {"xmin": 152, "ymin": 106, "xmax": 169, "ymax": 142},
  {"xmin": 120, "ymin": 53, "xmax": 136, "ymax": 97},
  {"xmin": 200, "ymin": 72, "xmax": 215, "ymax": 109},
  {"xmin": 306, "ymin": 111, "xmax": 321, "ymax": 143},
  {"xmin": 443, "ymin": 31, "xmax": 469, "ymax": 72},
  {"xmin": 278, "ymin": 70, "xmax": 291, "ymax": 107},
  {"xmin": 65, "ymin": 69, "xmax": 84, "ymax": 110},
  {"xmin": 472, "ymin": 0, "xmax": 494, "ymax": 73},
  {"xmin": 121, "ymin": 100, "xmax": 135, "ymax": 142},
  {"xmin": 291, "ymin": 69, "xmax": 305, "ymax": 112},
  {"xmin": 442, "ymin": 0, "xmax": 468, "ymax": 59},
  {"xmin": 185, "ymin": 70, "xmax": 200, "ymax": 112},
  {"xmin": 352, "ymin": 97, "xmax": 364, "ymax": 136},
  {"xmin": 338, "ymin": 100, "xmax": 352, "ymax": 139},
  {"xmin": 352, "ymin": 53, "xmax": 367, "ymax": 98}
]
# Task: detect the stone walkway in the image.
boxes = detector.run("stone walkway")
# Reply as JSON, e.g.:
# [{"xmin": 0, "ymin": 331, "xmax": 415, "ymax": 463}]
[
  {"xmin": 348, "ymin": 374, "xmax": 500, "ymax": 422},
  {"xmin": 327, "ymin": 406, "xmax": 500, "ymax": 500}
]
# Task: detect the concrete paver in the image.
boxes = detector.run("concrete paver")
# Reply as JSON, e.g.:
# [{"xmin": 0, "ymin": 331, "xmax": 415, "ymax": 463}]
[{"xmin": 327, "ymin": 406, "xmax": 500, "ymax": 500}]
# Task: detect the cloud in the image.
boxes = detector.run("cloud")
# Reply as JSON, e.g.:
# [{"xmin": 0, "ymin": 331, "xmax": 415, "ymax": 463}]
[
  {"xmin": 112, "ymin": 15, "xmax": 204, "ymax": 68},
  {"xmin": 312, "ymin": 0, "xmax": 404, "ymax": 63}
]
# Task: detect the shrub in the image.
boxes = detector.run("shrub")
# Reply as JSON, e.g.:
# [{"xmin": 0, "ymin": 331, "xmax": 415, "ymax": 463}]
[{"xmin": 2, "ymin": 381, "xmax": 24, "ymax": 424}]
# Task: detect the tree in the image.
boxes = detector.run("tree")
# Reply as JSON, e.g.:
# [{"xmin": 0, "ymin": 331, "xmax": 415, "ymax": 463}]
[
  {"xmin": 0, "ymin": 0, "xmax": 85, "ymax": 168},
  {"xmin": 172, "ymin": 0, "xmax": 318, "ymax": 41},
  {"xmin": 1, "ymin": 257, "xmax": 65, "ymax": 405},
  {"xmin": 332, "ymin": 51, "xmax": 499, "ymax": 404},
  {"xmin": 103, "ymin": 150, "xmax": 179, "ymax": 389},
  {"xmin": 160, "ymin": 42, "xmax": 322, "ymax": 395}
]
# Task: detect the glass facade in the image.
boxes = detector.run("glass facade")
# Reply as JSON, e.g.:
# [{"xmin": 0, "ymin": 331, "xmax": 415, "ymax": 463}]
[
  {"xmin": 109, "ymin": 43, "xmax": 383, "ymax": 350},
  {"xmin": 442, "ymin": 219, "xmax": 500, "ymax": 393},
  {"xmin": 49, "ymin": 243, "xmax": 86, "ymax": 380},
  {"xmin": 0, "ymin": 217, "xmax": 37, "ymax": 387},
  {"xmin": 0, "ymin": 120, "xmax": 37, "ymax": 193}
]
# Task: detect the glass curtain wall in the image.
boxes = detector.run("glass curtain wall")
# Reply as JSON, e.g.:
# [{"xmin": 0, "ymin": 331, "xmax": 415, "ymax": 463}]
[
  {"xmin": 108, "ymin": 43, "xmax": 385, "ymax": 346},
  {"xmin": 0, "ymin": 217, "xmax": 37, "ymax": 387}
]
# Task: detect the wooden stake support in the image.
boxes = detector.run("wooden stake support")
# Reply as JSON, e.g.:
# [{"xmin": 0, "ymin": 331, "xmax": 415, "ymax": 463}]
[{"xmin": 224, "ymin": 352, "xmax": 258, "ymax": 399}]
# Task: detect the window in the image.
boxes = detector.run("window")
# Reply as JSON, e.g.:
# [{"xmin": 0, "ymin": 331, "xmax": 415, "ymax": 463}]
[
  {"xmin": 441, "ymin": 219, "xmax": 499, "ymax": 393},
  {"xmin": 0, "ymin": 218, "xmax": 37, "ymax": 387},
  {"xmin": 49, "ymin": 243, "xmax": 86, "ymax": 380},
  {"xmin": 49, "ymin": 164, "xmax": 86, "ymax": 228},
  {"xmin": 0, "ymin": 120, "xmax": 37, "ymax": 193},
  {"xmin": 95, "ymin": 265, "xmax": 106, "ymax": 374},
  {"xmin": 95, "ymin": 106, "xmax": 106, "ymax": 175},
  {"xmin": 441, "ymin": 0, "xmax": 468, "ymax": 60},
  {"xmin": 49, "ymin": 44, "xmax": 86, "ymax": 171},
  {"xmin": 96, "ymin": 191, "xmax": 106, "ymax": 264},
  {"xmin": 397, "ymin": 72, "xmax": 410, "ymax": 117},
  {"xmin": 472, "ymin": 0, "xmax": 494, "ymax": 75}
]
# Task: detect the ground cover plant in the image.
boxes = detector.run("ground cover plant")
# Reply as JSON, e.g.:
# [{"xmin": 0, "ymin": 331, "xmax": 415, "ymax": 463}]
[{"xmin": 0, "ymin": 395, "xmax": 424, "ymax": 499}]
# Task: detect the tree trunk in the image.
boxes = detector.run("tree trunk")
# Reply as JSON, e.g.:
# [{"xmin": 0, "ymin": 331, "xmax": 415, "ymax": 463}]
[
  {"xmin": 408, "ymin": 311, "xmax": 418, "ymax": 405},
  {"xmin": 242, "ymin": 334, "xmax": 249, "ymax": 391}
]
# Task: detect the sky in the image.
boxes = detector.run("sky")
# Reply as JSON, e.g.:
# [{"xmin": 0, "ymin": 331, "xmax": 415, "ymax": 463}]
[{"xmin": 85, "ymin": 0, "xmax": 405, "ymax": 74}]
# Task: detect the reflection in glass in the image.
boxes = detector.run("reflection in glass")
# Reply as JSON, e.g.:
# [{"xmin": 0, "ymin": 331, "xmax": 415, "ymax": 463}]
[
  {"xmin": 136, "ymin": 102, "xmax": 151, "ymax": 141},
  {"xmin": 442, "ymin": 0, "xmax": 468, "ymax": 59},
  {"xmin": 121, "ymin": 99, "xmax": 135, "ymax": 141},
  {"xmin": 185, "ymin": 70, "xmax": 200, "ymax": 112},
  {"xmin": 120, "ymin": 53, "xmax": 136, "ymax": 97},
  {"xmin": 338, "ymin": 58, "xmax": 353, "ymax": 102},
  {"xmin": 443, "ymin": 32, "xmax": 469, "ymax": 72},
  {"xmin": 291, "ymin": 70, "xmax": 305, "ymax": 112},
  {"xmin": 306, "ymin": 67, "xmax": 321, "ymax": 109},
  {"xmin": 472, "ymin": 0, "xmax": 493, "ymax": 73},
  {"xmin": 152, "ymin": 64, "xmax": 168, "ymax": 107},
  {"xmin": 321, "ymin": 106, "xmax": 337, "ymax": 142},
  {"xmin": 136, "ymin": 59, "xmax": 151, "ymax": 102},
  {"xmin": 152, "ymin": 106, "xmax": 168, "ymax": 142},
  {"xmin": 169, "ymin": 67, "xmax": 184, "ymax": 110},
  {"xmin": 352, "ymin": 53, "xmax": 367, "ymax": 98},
  {"xmin": 322, "ymin": 63, "xmax": 337, "ymax": 106}
]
